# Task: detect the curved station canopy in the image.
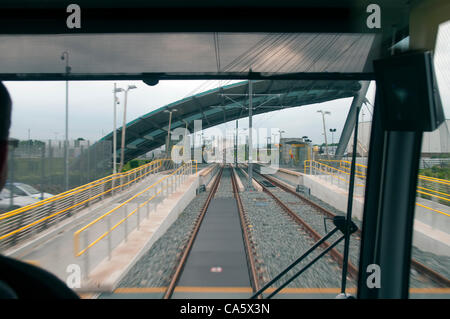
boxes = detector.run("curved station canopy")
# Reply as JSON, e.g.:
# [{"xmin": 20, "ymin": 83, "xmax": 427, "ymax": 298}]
[{"xmin": 102, "ymin": 79, "xmax": 362, "ymax": 162}]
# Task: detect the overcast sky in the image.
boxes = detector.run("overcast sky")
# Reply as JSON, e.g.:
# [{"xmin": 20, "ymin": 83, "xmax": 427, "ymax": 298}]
[
  {"xmin": 4, "ymin": 79, "xmax": 376, "ymax": 145},
  {"xmin": 4, "ymin": 22, "xmax": 450, "ymax": 146}
]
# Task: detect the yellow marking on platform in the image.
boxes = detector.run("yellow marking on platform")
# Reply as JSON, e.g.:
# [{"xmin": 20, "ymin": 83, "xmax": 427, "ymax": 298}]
[
  {"xmin": 415, "ymin": 203, "xmax": 450, "ymax": 217},
  {"xmin": 265, "ymin": 287, "xmax": 357, "ymax": 294},
  {"xmin": 175, "ymin": 286, "xmax": 253, "ymax": 293},
  {"xmin": 409, "ymin": 288, "xmax": 450, "ymax": 294},
  {"xmin": 114, "ymin": 287, "xmax": 167, "ymax": 294},
  {"xmin": 112, "ymin": 287, "xmax": 450, "ymax": 294},
  {"xmin": 78, "ymin": 293, "xmax": 96, "ymax": 299},
  {"xmin": 23, "ymin": 260, "xmax": 40, "ymax": 267}
]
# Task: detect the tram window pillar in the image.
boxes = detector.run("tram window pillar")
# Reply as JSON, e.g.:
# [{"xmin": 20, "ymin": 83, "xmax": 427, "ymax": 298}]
[{"xmin": 357, "ymin": 51, "xmax": 444, "ymax": 299}]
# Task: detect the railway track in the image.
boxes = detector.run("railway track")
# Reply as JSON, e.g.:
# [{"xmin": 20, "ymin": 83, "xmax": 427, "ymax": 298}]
[
  {"xmin": 230, "ymin": 166, "xmax": 261, "ymax": 295},
  {"xmin": 250, "ymin": 166, "xmax": 450, "ymax": 288},
  {"xmin": 163, "ymin": 166, "xmax": 260, "ymax": 299},
  {"xmin": 237, "ymin": 166, "xmax": 359, "ymax": 282}
]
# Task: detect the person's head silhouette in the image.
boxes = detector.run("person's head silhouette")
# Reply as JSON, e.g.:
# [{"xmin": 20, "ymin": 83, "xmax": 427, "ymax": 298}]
[
  {"xmin": 0, "ymin": 82, "xmax": 78, "ymax": 299},
  {"xmin": 0, "ymin": 82, "xmax": 12, "ymax": 191}
]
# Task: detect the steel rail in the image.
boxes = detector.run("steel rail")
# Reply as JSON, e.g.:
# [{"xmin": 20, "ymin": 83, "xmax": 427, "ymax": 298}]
[
  {"xmin": 163, "ymin": 166, "xmax": 224, "ymax": 299},
  {"xmin": 253, "ymin": 174, "xmax": 359, "ymax": 279},
  {"xmin": 230, "ymin": 166, "xmax": 261, "ymax": 297},
  {"xmin": 258, "ymin": 171, "xmax": 450, "ymax": 288}
]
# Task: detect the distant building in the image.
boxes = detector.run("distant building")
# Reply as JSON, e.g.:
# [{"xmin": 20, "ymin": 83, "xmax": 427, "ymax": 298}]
[{"xmin": 279, "ymin": 138, "xmax": 310, "ymax": 166}]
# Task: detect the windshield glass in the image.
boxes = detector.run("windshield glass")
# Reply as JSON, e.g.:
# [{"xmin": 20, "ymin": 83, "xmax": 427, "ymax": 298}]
[{"xmin": 17, "ymin": 183, "xmax": 40, "ymax": 195}]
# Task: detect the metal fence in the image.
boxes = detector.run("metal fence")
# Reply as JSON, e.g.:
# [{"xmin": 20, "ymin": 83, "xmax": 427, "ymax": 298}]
[
  {"xmin": 0, "ymin": 159, "xmax": 174, "ymax": 251},
  {"xmin": 419, "ymin": 158, "xmax": 450, "ymax": 169},
  {"xmin": 304, "ymin": 159, "xmax": 450, "ymax": 217},
  {"xmin": 6, "ymin": 139, "xmax": 113, "ymax": 199}
]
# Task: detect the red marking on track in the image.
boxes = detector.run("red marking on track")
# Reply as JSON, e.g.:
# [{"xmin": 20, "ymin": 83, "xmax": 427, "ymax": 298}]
[{"xmin": 210, "ymin": 266, "xmax": 223, "ymax": 273}]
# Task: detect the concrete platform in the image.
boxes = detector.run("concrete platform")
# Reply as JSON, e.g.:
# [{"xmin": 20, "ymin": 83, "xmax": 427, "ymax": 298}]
[
  {"xmin": 238, "ymin": 167, "xmax": 263, "ymax": 191},
  {"xmin": 83, "ymin": 174, "xmax": 199, "ymax": 292},
  {"xmin": 5, "ymin": 172, "xmax": 168, "ymax": 282},
  {"xmin": 3, "ymin": 165, "xmax": 217, "ymax": 292}
]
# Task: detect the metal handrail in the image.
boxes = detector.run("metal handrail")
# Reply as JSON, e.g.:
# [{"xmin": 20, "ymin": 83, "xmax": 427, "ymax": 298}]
[
  {"xmin": 0, "ymin": 163, "xmax": 161, "ymax": 241},
  {"xmin": 0, "ymin": 159, "xmax": 172, "ymax": 250},
  {"xmin": 419, "ymin": 175, "xmax": 450, "ymax": 186},
  {"xmin": 305, "ymin": 160, "xmax": 366, "ymax": 181},
  {"xmin": 338, "ymin": 159, "xmax": 450, "ymax": 186},
  {"xmin": 305, "ymin": 159, "xmax": 449, "ymax": 217},
  {"xmin": 0, "ymin": 159, "xmax": 165, "ymax": 222},
  {"xmin": 417, "ymin": 186, "xmax": 450, "ymax": 198},
  {"xmin": 73, "ymin": 161, "xmax": 192, "ymax": 258},
  {"xmin": 317, "ymin": 159, "xmax": 450, "ymax": 191},
  {"xmin": 0, "ymin": 158, "xmax": 169, "ymax": 220}
]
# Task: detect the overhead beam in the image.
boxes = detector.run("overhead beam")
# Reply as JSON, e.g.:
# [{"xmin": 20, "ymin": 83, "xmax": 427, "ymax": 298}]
[
  {"xmin": 0, "ymin": 5, "xmax": 392, "ymax": 35},
  {"xmin": 101, "ymin": 79, "xmax": 361, "ymax": 162},
  {"xmin": 142, "ymin": 134, "xmax": 154, "ymax": 141},
  {"xmin": 0, "ymin": 72, "xmax": 375, "ymax": 82},
  {"xmin": 139, "ymin": 116, "xmax": 166, "ymax": 130}
]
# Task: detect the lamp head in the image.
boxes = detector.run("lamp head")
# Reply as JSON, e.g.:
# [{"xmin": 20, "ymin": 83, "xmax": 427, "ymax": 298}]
[{"xmin": 164, "ymin": 108, "xmax": 178, "ymax": 114}]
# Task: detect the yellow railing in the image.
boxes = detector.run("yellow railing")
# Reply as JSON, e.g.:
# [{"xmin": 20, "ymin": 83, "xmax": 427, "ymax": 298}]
[
  {"xmin": 339, "ymin": 160, "xmax": 367, "ymax": 177},
  {"xmin": 337, "ymin": 159, "xmax": 450, "ymax": 188},
  {"xmin": 73, "ymin": 161, "xmax": 193, "ymax": 259},
  {"xmin": 304, "ymin": 160, "xmax": 366, "ymax": 187},
  {"xmin": 0, "ymin": 158, "xmax": 169, "ymax": 220},
  {"xmin": 304, "ymin": 159, "xmax": 450, "ymax": 217},
  {"xmin": 0, "ymin": 159, "xmax": 173, "ymax": 249}
]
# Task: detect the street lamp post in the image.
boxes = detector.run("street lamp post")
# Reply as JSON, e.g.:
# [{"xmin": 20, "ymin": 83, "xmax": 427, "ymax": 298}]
[
  {"xmin": 278, "ymin": 130, "xmax": 285, "ymax": 165},
  {"xmin": 317, "ymin": 110, "xmax": 331, "ymax": 158},
  {"xmin": 113, "ymin": 84, "xmax": 124, "ymax": 174},
  {"xmin": 61, "ymin": 51, "xmax": 71, "ymax": 191},
  {"xmin": 118, "ymin": 85, "xmax": 137, "ymax": 173},
  {"xmin": 305, "ymin": 138, "xmax": 313, "ymax": 174},
  {"xmin": 164, "ymin": 108, "xmax": 178, "ymax": 159},
  {"xmin": 248, "ymin": 80, "xmax": 253, "ymax": 190},
  {"xmin": 235, "ymin": 119, "xmax": 238, "ymax": 165},
  {"xmin": 330, "ymin": 128, "xmax": 337, "ymax": 145},
  {"xmin": 278, "ymin": 130, "xmax": 285, "ymax": 141}
]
